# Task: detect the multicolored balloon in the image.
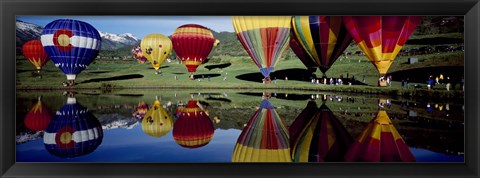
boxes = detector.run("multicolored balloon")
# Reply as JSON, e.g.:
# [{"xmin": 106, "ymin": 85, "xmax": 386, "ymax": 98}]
[
  {"xmin": 289, "ymin": 101, "xmax": 353, "ymax": 162},
  {"xmin": 22, "ymin": 40, "xmax": 50, "ymax": 72},
  {"xmin": 24, "ymin": 97, "xmax": 53, "ymax": 131},
  {"xmin": 172, "ymin": 24, "xmax": 217, "ymax": 73},
  {"xmin": 343, "ymin": 16, "xmax": 421, "ymax": 84},
  {"xmin": 140, "ymin": 34, "xmax": 173, "ymax": 74},
  {"xmin": 232, "ymin": 16, "xmax": 292, "ymax": 82},
  {"xmin": 43, "ymin": 97, "xmax": 103, "ymax": 158},
  {"xmin": 291, "ymin": 16, "xmax": 353, "ymax": 77},
  {"xmin": 344, "ymin": 110, "xmax": 416, "ymax": 162},
  {"xmin": 141, "ymin": 99, "xmax": 173, "ymax": 138},
  {"xmin": 132, "ymin": 101, "xmax": 149, "ymax": 120},
  {"xmin": 131, "ymin": 46, "xmax": 148, "ymax": 64},
  {"xmin": 289, "ymin": 34, "xmax": 317, "ymax": 73},
  {"xmin": 173, "ymin": 100, "xmax": 214, "ymax": 149},
  {"xmin": 41, "ymin": 19, "xmax": 101, "ymax": 83},
  {"xmin": 232, "ymin": 99, "xmax": 291, "ymax": 162}
]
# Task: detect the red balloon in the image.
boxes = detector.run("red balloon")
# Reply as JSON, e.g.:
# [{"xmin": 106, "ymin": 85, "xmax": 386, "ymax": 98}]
[
  {"xmin": 173, "ymin": 100, "xmax": 214, "ymax": 149},
  {"xmin": 24, "ymin": 98, "xmax": 53, "ymax": 131},
  {"xmin": 172, "ymin": 24, "xmax": 216, "ymax": 73},
  {"xmin": 22, "ymin": 40, "xmax": 49, "ymax": 70}
]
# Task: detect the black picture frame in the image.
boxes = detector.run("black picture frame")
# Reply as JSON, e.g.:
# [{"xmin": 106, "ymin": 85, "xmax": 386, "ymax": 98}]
[{"xmin": 1, "ymin": 0, "xmax": 479, "ymax": 177}]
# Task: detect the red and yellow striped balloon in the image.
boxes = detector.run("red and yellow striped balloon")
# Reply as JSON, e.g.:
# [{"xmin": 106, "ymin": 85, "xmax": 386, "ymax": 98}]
[
  {"xmin": 344, "ymin": 110, "xmax": 416, "ymax": 162},
  {"xmin": 172, "ymin": 24, "xmax": 217, "ymax": 73},
  {"xmin": 343, "ymin": 16, "xmax": 421, "ymax": 76},
  {"xmin": 173, "ymin": 100, "xmax": 214, "ymax": 148}
]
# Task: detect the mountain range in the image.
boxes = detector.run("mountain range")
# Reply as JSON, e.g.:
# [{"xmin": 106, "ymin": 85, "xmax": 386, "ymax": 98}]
[{"xmin": 16, "ymin": 20, "xmax": 141, "ymax": 53}]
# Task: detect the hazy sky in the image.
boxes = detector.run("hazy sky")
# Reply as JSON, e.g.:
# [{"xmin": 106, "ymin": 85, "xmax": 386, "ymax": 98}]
[{"xmin": 17, "ymin": 16, "xmax": 235, "ymax": 39}]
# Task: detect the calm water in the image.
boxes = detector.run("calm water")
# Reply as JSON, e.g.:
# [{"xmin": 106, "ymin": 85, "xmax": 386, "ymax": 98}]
[{"xmin": 16, "ymin": 90, "xmax": 464, "ymax": 162}]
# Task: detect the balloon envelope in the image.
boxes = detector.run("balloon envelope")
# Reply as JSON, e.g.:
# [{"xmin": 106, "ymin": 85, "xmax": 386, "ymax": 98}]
[
  {"xmin": 232, "ymin": 16, "xmax": 292, "ymax": 79},
  {"xmin": 290, "ymin": 101, "xmax": 353, "ymax": 162},
  {"xmin": 140, "ymin": 34, "xmax": 173, "ymax": 72},
  {"xmin": 173, "ymin": 100, "xmax": 214, "ymax": 148},
  {"xmin": 43, "ymin": 97, "xmax": 103, "ymax": 158},
  {"xmin": 232, "ymin": 99, "xmax": 291, "ymax": 162},
  {"xmin": 22, "ymin": 40, "xmax": 50, "ymax": 70},
  {"xmin": 133, "ymin": 101, "xmax": 149, "ymax": 120},
  {"xmin": 343, "ymin": 16, "xmax": 421, "ymax": 75},
  {"xmin": 141, "ymin": 99, "xmax": 173, "ymax": 138},
  {"xmin": 172, "ymin": 24, "xmax": 216, "ymax": 73},
  {"xmin": 291, "ymin": 16, "xmax": 352, "ymax": 75},
  {"xmin": 41, "ymin": 19, "xmax": 101, "ymax": 81},
  {"xmin": 24, "ymin": 97, "xmax": 53, "ymax": 131},
  {"xmin": 344, "ymin": 110, "xmax": 416, "ymax": 162},
  {"xmin": 131, "ymin": 46, "xmax": 148, "ymax": 64}
]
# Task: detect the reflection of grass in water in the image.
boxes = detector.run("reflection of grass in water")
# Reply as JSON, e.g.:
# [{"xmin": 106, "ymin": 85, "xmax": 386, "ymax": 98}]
[{"xmin": 15, "ymin": 50, "xmax": 464, "ymax": 98}]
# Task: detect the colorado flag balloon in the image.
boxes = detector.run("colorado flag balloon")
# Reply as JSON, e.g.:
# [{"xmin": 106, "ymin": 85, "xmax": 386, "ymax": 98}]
[
  {"xmin": 232, "ymin": 16, "xmax": 291, "ymax": 82},
  {"xmin": 43, "ymin": 97, "xmax": 103, "ymax": 158},
  {"xmin": 41, "ymin": 19, "xmax": 101, "ymax": 81}
]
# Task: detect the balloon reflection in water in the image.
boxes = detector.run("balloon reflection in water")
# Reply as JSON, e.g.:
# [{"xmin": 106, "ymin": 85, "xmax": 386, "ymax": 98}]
[
  {"xmin": 344, "ymin": 110, "xmax": 416, "ymax": 162},
  {"xmin": 24, "ymin": 97, "xmax": 53, "ymax": 131},
  {"xmin": 133, "ymin": 101, "xmax": 149, "ymax": 121},
  {"xmin": 289, "ymin": 101, "xmax": 353, "ymax": 162},
  {"xmin": 43, "ymin": 97, "xmax": 103, "ymax": 158},
  {"xmin": 173, "ymin": 100, "xmax": 214, "ymax": 148},
  {"xmin": 232, "ymin": 99, "xmax": 291, "ymax": 162},
  {"xmin": 141, "ymin": 98, "xmax": 173, "ymax": 138}
]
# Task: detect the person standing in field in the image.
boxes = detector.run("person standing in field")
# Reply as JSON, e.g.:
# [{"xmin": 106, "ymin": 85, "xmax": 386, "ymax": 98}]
[{"xmin": 446, "ymin": 77, "xmax": 451, "ymax": 91}]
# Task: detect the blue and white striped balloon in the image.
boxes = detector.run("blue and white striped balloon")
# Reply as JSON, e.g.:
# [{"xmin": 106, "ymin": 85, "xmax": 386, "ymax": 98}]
[
  {"xmin": 43, "ymin": 97, "xmax": 103, "ymax": 158},
  {"xmin": 41, "ymin": 19, "xmax": 101, "ymax": 81}
]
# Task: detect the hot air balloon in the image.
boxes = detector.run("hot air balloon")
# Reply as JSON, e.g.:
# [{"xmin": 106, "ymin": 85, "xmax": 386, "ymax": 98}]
[
  {"xmin": 43, "ymin": 97, "xmax": 103, "ymax": 158},
  {"xmin": 289, "ymin": 34, "xmax": 317, "ymax": 73},
  {"xmin": 141, "ymin": 98, "xmax": 173, "ymax": 138},
  {"xmin": 344, "ymin": 110, "xmax": 416, "ymax": 162},
  {"xmin": 232, "ymin": 16, "xmax": 292, "ymax": 83},
  {"xmin": 22, "ymin": 40, "xmax": 50, "ymax": 73},
  {"xmin": 289, "ymin": 101, "xmax": 353, "ymax": 162},
  {"xmin": 132, "ymin": 101, "xmax": 149, "ymax": 120},
  {"xmin": 171, "ymin": 24, "xmax": 218, "ymax": 73},
  {"xmin": 41, "ymin": 19, "xmax": 102, "ymax": 86},
  {"xmin": 140, "ymin": 34, "xmax": 173, "ymax": 74},
  {"xmin": 173, "ymin": 100, "xmax": 214, "ymax": 148},
  {"xmin": 291, "ymin": 16, "xmax": 353, "ymax": 78},
  {"xmin": 343, "ymin": 16, "xmax": 422, "ymax": 86},
  {"xmin": 131, "ymin": 46, "xmax": 148, "ymax": 64},
  {"xmin": 24, "ymin": 96, "xmax": 53, "ymax": 131},
  {"xmin": 232, "ymin": 99, "xmax": 291, "ymax": 162}
]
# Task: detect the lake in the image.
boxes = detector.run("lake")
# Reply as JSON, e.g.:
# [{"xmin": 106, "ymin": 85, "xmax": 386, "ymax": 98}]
[{"xmin": 15, "ymin": 90, "xmax": 464, "ymax": 162}]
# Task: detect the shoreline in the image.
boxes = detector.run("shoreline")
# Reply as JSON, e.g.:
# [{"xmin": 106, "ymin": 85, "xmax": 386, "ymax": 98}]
[{"xmin": 16, "ymin": 85, "xmax": 465, "ymax": 99}]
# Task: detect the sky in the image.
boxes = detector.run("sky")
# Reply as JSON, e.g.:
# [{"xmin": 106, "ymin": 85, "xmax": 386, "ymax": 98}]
[{"xmin": 16, "ymin": 16, "xmax": 235, "ymax": 39}]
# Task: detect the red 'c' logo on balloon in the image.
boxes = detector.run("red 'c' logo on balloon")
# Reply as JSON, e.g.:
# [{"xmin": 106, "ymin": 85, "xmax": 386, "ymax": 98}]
[
  {"xmin": 55, "ymin": 127, "xmax": 76, "ymax": 149},
  {"xmin": 53, "ymin": 29, "xmax": 74, "ymax": 51}
]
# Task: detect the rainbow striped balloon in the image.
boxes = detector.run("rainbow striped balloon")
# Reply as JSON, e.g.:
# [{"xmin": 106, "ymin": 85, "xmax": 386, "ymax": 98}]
[
  {"xmin": 232, "ymin": 16, "xmax": 291, "ymax": 80},
  {"xmin": 291, "ymin": 16, "xmax": 353, "ymax": 77},
  {"xmin": 232, "ymin": 99, "xmax": 291, "ymax": 162}
]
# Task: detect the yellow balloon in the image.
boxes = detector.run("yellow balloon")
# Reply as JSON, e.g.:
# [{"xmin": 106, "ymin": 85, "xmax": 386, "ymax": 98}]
[
  {"xmin": 140, "ymin": 34, "xmax": 173, "ymax": 71},
  {"xmin": 141, "ymin": 99, "xmax": 173, "ymax": 138}
]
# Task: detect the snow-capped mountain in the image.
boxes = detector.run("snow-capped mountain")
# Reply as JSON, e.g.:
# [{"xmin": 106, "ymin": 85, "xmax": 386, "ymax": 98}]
[{"xmin": 15, "ymin": 20, "xmax": 140, "ymax": 53}]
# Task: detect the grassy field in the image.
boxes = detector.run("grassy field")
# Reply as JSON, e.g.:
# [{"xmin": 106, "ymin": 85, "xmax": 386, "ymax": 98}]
[{"xmin": 16, "ymin": 48, "xmax": 464, "ymax": 98}]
